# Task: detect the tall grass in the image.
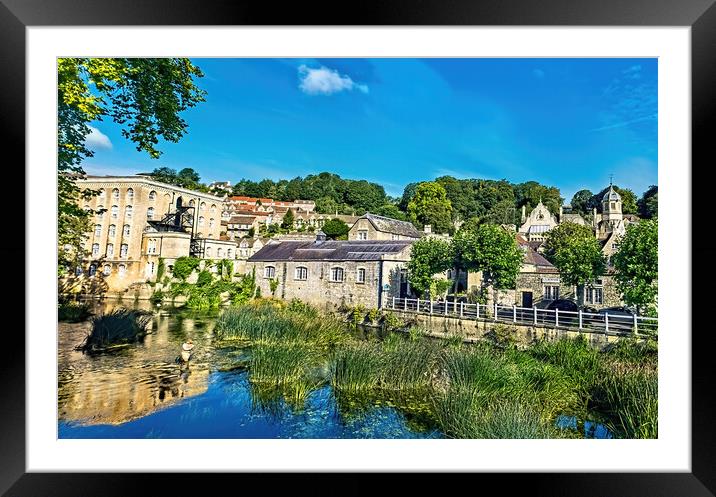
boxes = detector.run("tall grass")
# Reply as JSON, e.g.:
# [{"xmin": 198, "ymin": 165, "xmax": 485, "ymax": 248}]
[
  {"xmin": 593, "ymin": 367, "xmax": 658, "ymax": 439},
  {"xmin": 58, "ymin": 300, "xmax": 92, "ymax": 322},
  {"xmin": 380, "ymin": 338, "xmax": 440, "ymax": 391},
  {"xmin": 78, "ymin": 308, "xmax": 152, "ymax": 352},
  {"xmin": 331, "ymin": 342, "xmax": 383, "ymax": 393}
]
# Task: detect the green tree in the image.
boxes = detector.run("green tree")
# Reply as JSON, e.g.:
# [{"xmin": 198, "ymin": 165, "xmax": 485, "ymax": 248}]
[
  {"xmin": 514, "ymin": 181, "xmax": 563, "ymax": 217},
  {"xmin": 544, "ymin": 222, "xmax": 606, "ymax": 307},
  {"xmin": 177, "ymin": 168, "xmax": 201, "ymax": 189},
  {"xmin": 321, "ymin": 218, "xmax": 350, "ymax": 240},
  {"xmin": 281, "ymin": 209, "xmax": 295, "ymax": 230},
  {"xmin": 570, "ymin": 189, "xmax": 595, "ymax": 216},
  {"xmin": 612, "ymin": 219, "xmax": 658, "ymax": 315},
  {"xmin": 406, "ymin": 237, "xmax": 453, "ymax": 296},
  {"xmin": 58, "ymin": 58, "xmax": 206, "ymax": 273},
  {"xmin": 455, "ymin": 225, "xmax": 523, "ymax": 297},
  {"xmin": 638, "ymin": 185, "xmax": 658, "ymax": 219},
  {"xmin": 375, "ymin": 203, "xmax": 408, "ymax": 221},
  {"xmin": 407, "ymin": 182, "xmax": 454, "ymax": 234}
]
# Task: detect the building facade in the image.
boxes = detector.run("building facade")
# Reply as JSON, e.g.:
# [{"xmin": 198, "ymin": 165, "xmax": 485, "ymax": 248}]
[
  {"xmin": 246, "ymin": 237, "xmax": 413, "ymax": 309},
  {"xmin": 348, "ymin": 213, "xmax": 423, "ymax": 241}
]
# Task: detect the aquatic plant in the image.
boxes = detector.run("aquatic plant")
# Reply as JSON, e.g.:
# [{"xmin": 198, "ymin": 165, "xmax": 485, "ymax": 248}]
[
  {"xmin": 77, "ymin": 308, "xmax": 152, "ymax": 352},
  {"xmin": 331, "ymin": 342, "xmax": 384, "ymax": 393},
  {"xmin": 380, "ymin": 338, "xmax": 439, "ymax": 391},
  {"xmin": 58, "ymin": 300, "xmax": 92, "ymax": 322}
]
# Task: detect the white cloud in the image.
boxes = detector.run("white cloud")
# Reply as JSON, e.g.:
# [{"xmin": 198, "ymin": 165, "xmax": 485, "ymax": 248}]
[
  {"xmin": 298, "ymin": 65, "xmax": 369, "ymax": 95},
  {"xmin": 85, "ymin": 126, "xmax": 113, "ymax": 150}
]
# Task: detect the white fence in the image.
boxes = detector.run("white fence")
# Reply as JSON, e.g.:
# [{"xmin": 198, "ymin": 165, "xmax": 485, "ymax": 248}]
[{"xmin": 386, "ymin": 297, "xmax": 658, "ymax": 336}]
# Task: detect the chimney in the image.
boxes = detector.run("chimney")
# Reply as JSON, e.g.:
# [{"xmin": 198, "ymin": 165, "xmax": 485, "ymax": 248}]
[
  {"xmin": 315, "ymin": 230, "xmax": 327, "ymax": 242},
  {"xmin": 423, "ymin": 225, "xmax": 432, "ymax": 234}
]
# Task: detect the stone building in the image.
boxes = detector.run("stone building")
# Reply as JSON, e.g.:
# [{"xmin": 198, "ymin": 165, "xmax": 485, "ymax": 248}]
[
  {"xmin": 518, "ymin": 200, "xmax": 559, "ymax": 242},
  {"xmin": 348, "ymin": 213, "xmax": 423, "ymax": 241},
  {"xmin": 224, "ymin": 214, "xmax": 259, "ymax": 240},
  {"xmin": 71, "ymin": 175, "xmax": 236, "ymax": 292},
  {"xmin": 592, "ymin": 184, "xmax": 640, "ymax": 259},
  {"xmin": 246, "ymin": 236, "xmax": 413, "ymax": 309}
]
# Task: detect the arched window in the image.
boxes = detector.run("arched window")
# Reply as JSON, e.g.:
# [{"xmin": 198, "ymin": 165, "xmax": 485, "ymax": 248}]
[
  {"xmin": 199, "ymin": 216, "xmax": 205, "ymax": 227},
  {"xmin": 120, "ymin": 244, "xmax": 128, "ymax": 258},
  {"xmin": 111, "ymin": 205, "xmax": 119, "ymax": 219},
  {"xmin": 264, "ymin": 266, "xmax": 275, "ymax": 279},
  {"xmin": 207, "ymin": 234, "xmax": 213, "ymax": 239},
  {"xmin": 209, "ymin": 218, "xmax": 215, "ymax": 228},
  {"xmin": 164, "ymin": 193, "xmax": 171, "ymax": 202},
  {"xmin": 89, "ymin": 264, "xmax": 97, "ymax": 276},
  {"xmin": 106, "ymin": 243, "xmax": 114, "ymax": 257},
  {"xmin": 96, "ymin": 206, "xmax": 104, "ymax": 220},
  {"xmin": 75, "ymin": 266, "xmax": 83, "ymax": 276},
  {"xmin": 148, "ymin": 190, "xmax": 157, "ymax": 200},
  {"xmin": 147, "ymin": 207, "xmax": 155, "ymax": 220},
  {"xmin": 112, "ymin": 188, "xmax": 119, "ymax": 199},
  {"xmin": 217, "ymin": 248, "xmax": 223, "ymax": 258},
  {"xmin": 200, "ymin": 202, "xmax": 206, "ymax": 211},
  {"xmin": 197, "ymin": 232, "xmax": 203, "ymax": 238},
  {"xmin": 330, "ymin": 267, "xmax": 344, "ymax": 282},
  {"xmin": 94, "ymin": 224, "xmax": 102, "ymax": 237},
  {"xmin": 108, "ymin": 224, "xmax": 116, "ymax": 237},
  {"xmin": 118, "ymin": 264, "xmax": 126, "ymax": 276},
  {"xmin": 206, "ymin": 247, "xmax": 212, "ymax": 257},
  {"xmin": 295, "ymin": 266, "xmax": 308, "ymax": 281},
  {"xmin": 91, "ymin": 243, "xmax": 100, "ymax": 257},
  {"xmin": 147, "ymin": 239, "xmax": 157, "ymax": 254},
  {"xmin": 211, "ymin": 204, "xmax": 217, "ymax": 214},
  {"xmin": 125, "ymin": 205, "xmax": 133, "ymax": 218},
  {"xmin": 189, "ymin": 199, "xmax": 195, "ymax": 207},
  {"xmin": 84, "ymin": 204, "xmax": 91, "ymax": 212},
  {"xmin": 226, "ymin": 249, "xmax": 232, "ymax": 259},
  {"xmin": 98, "ymin": 188, "xmax": 105, "ymax": 199},
  {"xmin": 103, "ymin": 264, "xmax": 111, "ymax": 276},
  {"xmin": 123, "ymin": 224, "xmax": 131, "ymax": 236},
  {"xmin": 127, "ymin": 188, "xmax": 134, "ymax": 199}
]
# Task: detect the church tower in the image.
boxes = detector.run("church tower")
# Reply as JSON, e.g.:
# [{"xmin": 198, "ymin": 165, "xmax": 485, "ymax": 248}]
[{"xmin": 601, "ymin": 183, "xmax": 623, "ymax": 223}]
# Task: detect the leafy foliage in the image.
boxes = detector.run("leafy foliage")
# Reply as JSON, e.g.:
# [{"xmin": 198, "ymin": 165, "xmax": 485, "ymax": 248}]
[
  {"xmin": 638, "ymin": 185, "xmax": 658, "ymax": 219},
  {"xmin": 172, "ymin": 256, "xmax": 201, "ymax": 281},
  {"xmin": 407, "ymin": 182, "xmax": 454, "ymax": 234},
  {"xmin": 321, "ymin": 218, "xmax": 350, "ymax": 240},
  {"xmin": 406, "ymin": 237, "xmax": 453, "ymax": 296},
  {"xmin": 612, "ymin": 219, "xmax": 658, "ymax": 314},
  {"xmin": 454, "ymin": 224, "xmax": 523, "ymax": 289}
]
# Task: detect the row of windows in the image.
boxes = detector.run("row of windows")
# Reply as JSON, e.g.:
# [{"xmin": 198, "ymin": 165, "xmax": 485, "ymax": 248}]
[
  {"xmin": 543, "ymin": 285, "xmax": 603, "ymax": 304},
  {"xmin": 94, "ymin": 224, "xmax": 132, "ymax": 238},
  {"xmin": 78, "ymin": 263, "xmax": 128, "ymax": 277},
  {"xmin": 204, "ymin": 247, "xmax": 231, "ymax": 258},
  {"xmin": 91, "ymin": 243, "xmax": 128, "ymax": 258},
  {"xmin": 94, "ymin": 191, "xmax": 219, "ymax": 211},
  {"xmin": 264, "ymin": 266, "xmax": 366, "ymax": 283}
]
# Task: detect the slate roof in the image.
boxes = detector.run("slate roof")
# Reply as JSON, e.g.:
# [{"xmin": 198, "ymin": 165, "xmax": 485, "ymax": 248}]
[
  {"xmin": 248, "ymin": 239, "xmax": 414, "ymax": 262},
  {"xmin": 363, "ymin": 213, "xmax": 422, "ymax": 238}
]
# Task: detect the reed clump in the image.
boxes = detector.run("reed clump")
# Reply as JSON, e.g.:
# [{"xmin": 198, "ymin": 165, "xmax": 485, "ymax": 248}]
[
  {"xmin": 58, "ymin": 300, "xmax": 92, "ymax": 322},
  {"xmin": 77, "ymin": 308, "xmax": 152, "ymax": 352}
]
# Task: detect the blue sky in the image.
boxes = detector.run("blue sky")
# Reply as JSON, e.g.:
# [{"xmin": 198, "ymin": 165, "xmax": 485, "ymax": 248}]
[{"xmin": 83, "ymin": 58, "xmax": 657, "ymax": 201}]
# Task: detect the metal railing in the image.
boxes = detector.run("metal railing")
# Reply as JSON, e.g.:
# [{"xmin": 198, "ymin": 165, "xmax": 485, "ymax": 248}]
[{"xmin": 387, "ymin": 297, "xmax": 658, "ymax": 336}]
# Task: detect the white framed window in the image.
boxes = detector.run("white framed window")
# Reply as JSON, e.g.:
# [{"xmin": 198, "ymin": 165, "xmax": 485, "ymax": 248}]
[
  {"xmin": 544, "ymin": 285, "xmax": 560, "ymax": 300},
  {"xmin": 264, "ymin": 266, "xmax": 276, "ymax": 279},
  {"xmin": 123, "ymin": 224, "xmax": 131, "ymax": 236},
  {"xmin": 217, "ymin": 248, "xmax": 223, "ymax": 258},
  {"xmin": 330, "ymin": 267, "xmax": 344, "ymax": 282},
  {"xmin": 199, "ymin": 216, "xmax": 205, "ymax": 227},
  {"xmin": 111, "ymin": 205, "xmax": 119, "ymax": 219},
  {"xmin": 106, "ymin": 243, "xmax": 114, "ymax": 257},
  {"xmin": 95, "ymin": 206, "xmax": 105, "ymax": 220},
  {"xmin": 149, "ymin": 190, "xmax": 157, "ymax": 200},
  {"xmin": 357, "ymin": 230, "xmax": 368, "ymax": 240},
  {"xmin": 200, "ymin": 202, "xmax": 206, "ymax": 211},
  {"xmin": 98, "ymin": 188, "xmax": 105, "ymax": 199},
  {"xmin": 209, "ymin": 218, "xmax": 215, "ymax": 228},
  {"xmin": 89, "ymin": 264, "xmax": 97, "ymax": 276},
  {"xmin": 103, "ymin": 264, "xmax": 111, "ymax": 276},
  {"xmin": 120, "ymin": 244, "xmax": 128, "ymax": 258},
  {"xmin": 108, "ymin": 224, "xmax": 116, "ymax": 237},
  {"xmin": 189, "ymin": 199, "xmax": 195, "ymax": 207},
  {"xmin": 147, "ymin": 239, "xmax": 157, "ymax": 254},
  {"xmin": 118, "ymin": 264, "xmax": 126, "ymax": 276},
  {"xmin": 127, "ymin": 188, "xmax": 134, "ymax": 199},
  {"xmin": 94, "ymin": 224, "xmax": 102, "ymax": 237},
  {"xmin": 356, "ymin": 268, "xmax": 366, "ymax": 284},
  {"xmin": 112, "ymin": 188, "xmax": 119, "ymax": 199},
  {"xmin": 125, "ymin": 205, "xmax": 133, "ymax": 219},
  {"xmin": 206, "ymin": 247, "xmax": 212, "ymax": 257},
  {"xmin": 211, "ymin": 204, "xmax": 217, "ymax": 214},
  {"xmin": 227, "ymin": 249, "xmax": 232, "ymax": 259},
  {"xmin": 147, "ymin": 207, "xmax": 155, "ymax": 220},
  {"xmin": 295, "ymin": 266, "xmax": 308, "ymax": 281},
  {"xmin": 91, "ymin": 243, "xmax": 100, "ymax": 257},
  {"xmin": 586, "ymin": 287, "xmax": 603, "ymax": 305}
]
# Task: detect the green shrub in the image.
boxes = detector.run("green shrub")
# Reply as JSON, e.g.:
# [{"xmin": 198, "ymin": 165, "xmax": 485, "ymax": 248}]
[
  {"xmin": 196, "ymin": 270, "xmax": 213, "ymax": 287},
  {"xmin": 173, "ymin": 256, "xmax": 200, "ymax": 280},
  {"xmin": 367, "ymin": 308, "xmax": 381, "ymax": 324},
  {"xmin": 149, "ymin": 290, "xmax": 165, "ymax": 306},
  {"xmin": 58, "ymin": 301, "xmax": 92, "ymax": 322}
]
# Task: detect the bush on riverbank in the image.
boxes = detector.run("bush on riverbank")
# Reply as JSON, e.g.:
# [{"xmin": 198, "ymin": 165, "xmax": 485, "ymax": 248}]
[
  {"xmin": 58, "ymin": 300, "xmax": 92, "ymax": 322},
  {"xmin": 76, "ymin": 308, "xmax": 152, "ymax": 352}
]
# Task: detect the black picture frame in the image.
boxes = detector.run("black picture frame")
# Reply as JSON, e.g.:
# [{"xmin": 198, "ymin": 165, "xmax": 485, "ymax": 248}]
[{"xmin": 4, "ymin": 0, "xmax": 714, "ymax": 495}]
